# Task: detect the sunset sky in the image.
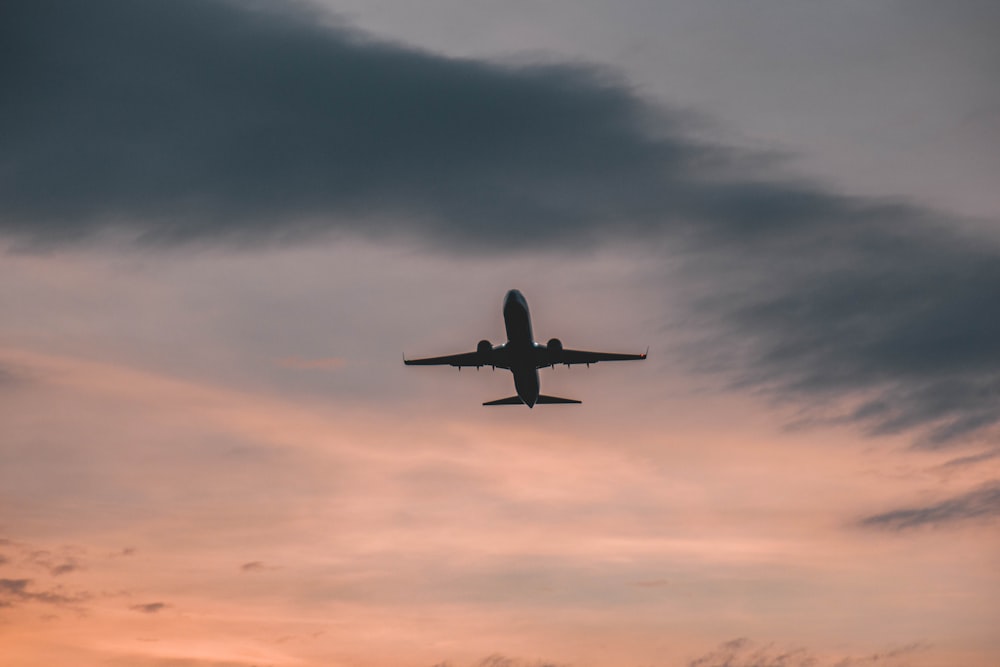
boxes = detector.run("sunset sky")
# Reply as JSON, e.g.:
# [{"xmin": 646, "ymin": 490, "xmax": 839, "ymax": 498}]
[{"xmin": 2, "ymin": 1, "xmax": 999, "ymax": 666}]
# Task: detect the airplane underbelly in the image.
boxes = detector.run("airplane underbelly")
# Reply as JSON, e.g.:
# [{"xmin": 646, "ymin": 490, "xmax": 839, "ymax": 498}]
[
  {"xmin": 504, "ymin": 305, "xmax": 533, "ymax": 346},
  {"xmin": 512, "ymin": 367, "xmax": 540, "ymax": 405}
]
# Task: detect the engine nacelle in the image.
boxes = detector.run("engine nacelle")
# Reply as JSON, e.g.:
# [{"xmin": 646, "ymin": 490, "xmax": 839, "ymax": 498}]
[
  {"xmin": 477, "ymin": 339, "xmax": 492, "ymax": 357},
  {"xmin": 546, "ymin": 338, "xmax": 563, "ymax": 363}
]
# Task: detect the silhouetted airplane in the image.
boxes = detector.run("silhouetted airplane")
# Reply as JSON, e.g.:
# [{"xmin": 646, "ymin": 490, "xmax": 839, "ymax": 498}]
[{"xmin": 404, "ymin": 289, "xmax": 646, "ymax": 407}]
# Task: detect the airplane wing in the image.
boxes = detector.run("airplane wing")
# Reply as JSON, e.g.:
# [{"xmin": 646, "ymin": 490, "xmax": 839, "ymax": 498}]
[
  {"xmin": 556, "ymin": 348, "xmax": 647, "ymax": 366},
  {"xmin": 404, "ymin": 351, "xmax": 485, "ymax": 367}
]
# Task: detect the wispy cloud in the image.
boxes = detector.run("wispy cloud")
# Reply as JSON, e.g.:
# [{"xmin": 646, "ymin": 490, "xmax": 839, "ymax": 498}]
[
  {"xmin": 0, "ymin": 539, "xmax": 87, "ymax": 576},
  {"xmin": 689, "ymin": 638, "xmax": 926, "ymax": 667},
  {"xmin": 27, "ymin": 551, "xmax": 83, "ymax": 576},
  {"xmin": 939, "ymin": 448, "xmax": 1000, "ymax": 469},
  {"xmin": 0, "ymin": 363, "xmax": 25, "ymax": 388},
  {"xmin": 0, "ymin": 578, "xmax": 90, "ymax": 608},
  {"xmin": 436, "ymin": 656, "xmax": 567, "ymax": 667},
  {"xmin": 129, "ymin": 601, "xmax": 169, "ymax": 614},
  {"xmin": 861, "ymin": 481, "xmax": 1000, "ymax": 529}
]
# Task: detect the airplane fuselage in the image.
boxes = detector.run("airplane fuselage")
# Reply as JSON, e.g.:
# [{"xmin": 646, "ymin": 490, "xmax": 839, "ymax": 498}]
[{"xmin": 502, "ymin": 289, "xmax": 541, "ymax": 407}]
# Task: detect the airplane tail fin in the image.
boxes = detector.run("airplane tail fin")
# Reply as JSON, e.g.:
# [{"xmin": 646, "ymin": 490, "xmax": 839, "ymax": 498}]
[{"xmin": 537, "ymin": 395, "xmax": 581, "ymax": 404}]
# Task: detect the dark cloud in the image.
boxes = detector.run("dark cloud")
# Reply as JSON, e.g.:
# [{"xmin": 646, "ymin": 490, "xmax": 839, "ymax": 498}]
[
  {"xmin": 0, "ymin": 577, "xmax": 89, "ymax": 608},
  {"xmin": 48, "ymin": 561, "xmax": 78, "ymax": 576},
  {"xmin": 26, "ymin": 549, "xmax": 83, "ymax": 577},
  {"xmin": 0, "ymin": 0, "xmax": 702, "ymax": 248},
  {"xmin": 0, "ymin": 364, "xmax": 25, "ymax": 388},
  {"xmin": 239, "ymin": 560, "xmax": 276, "ymax": 572},
  {"xmin": 689, "ymin": 638, "xmax": 814, "ymax": 667},
  {"xmin": 861, "ymin": 480, "xmax": 1000, "ymax": 529},
  {"xmin": 0, "ymin": 540, "xmax": 87, "ymax": 575},
  {"xmin": 3, "ymin": 0, "xmax": 999, "ymax": 442},
  {"xmin": 0, "ymin": 541, "xmax": 90, "ymax": 610},
  {"xmin": 130, "ymin": 601, "xmax": 169, "ymax": 614},
  {"xmin": 693, "ymin": 225, "xmax": 1000, "ymax": 445},
  {"xmin": 689, "ymin": 638, "xmax": 925, "ymax": 667},
  {"xmin": 0, "ymin": 0, "xmax": 911, "ymax": 251}
]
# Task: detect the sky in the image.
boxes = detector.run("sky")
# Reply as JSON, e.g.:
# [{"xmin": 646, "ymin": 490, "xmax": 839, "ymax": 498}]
[{"xmin": 1, "ymin": 1, "xmax": 998, "ymax": 666}]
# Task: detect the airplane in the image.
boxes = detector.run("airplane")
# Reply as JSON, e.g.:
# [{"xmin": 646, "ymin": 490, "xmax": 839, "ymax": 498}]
[{"xmin": 404, "ymin": 289, "xmax": 646, "ymax": 407}]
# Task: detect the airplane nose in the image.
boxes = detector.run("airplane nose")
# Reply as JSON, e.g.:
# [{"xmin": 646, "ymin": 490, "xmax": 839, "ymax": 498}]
[{"xmin": 504, "ymin": 289, "xmax": 525, "ymax": 310}]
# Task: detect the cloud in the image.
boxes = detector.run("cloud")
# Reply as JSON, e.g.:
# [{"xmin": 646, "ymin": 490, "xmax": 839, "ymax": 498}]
[
  {"xmin": 130, "ymin": 601, "xmax": 169, "ymax": 614},
  {"xmin": 0, "ymin": 364, "xmax": 25, "ymax": 388},
  {"xmin": 1, "ymin": 0, "xmax": 703, "ymax": 248},
  {"xmin": 239, "ymin": 561, "xmax": 271, "ymax": 572},
  {"xmin": 0, "ymin": 577, "xmax": 90, "ymax": 608},
  {"xmin": 861, "ymin": 480, "xmax": 1000, "ymax": 529},
  {"xmin": 692, "ymin": 225, "xmax": 1000, "ymax": 445},
  {"xmin": 939, "ymin": 448, "xmax": 1000, "ymax": 469},
  {"xmin": 0, "ymin": 539, "xmax": 87, "ymax": 576},
  {"xmin": 3, "ymin": 0, "xmax": 1000, "ymax": 443},
  {"xmin": 103, "ymin": 657, "xmax": 266, "ymax": 667},
  {"xmin": 689, "ymin": 638, "xmax": 925, "ymax": 667},
  {"xmin": 432, "ymin": 656, "xmax": 565, "ymax": 667},
  {"xmin": 1, "ymin": 0, "xmax": 906, "ymax": 252},
  {"xmin": 0, "ymin": 540, "xmax": 91, "ymax": 611},
  {"xmin": 25, "ymin": 549, "xmax": 84, "ymax": 577}
]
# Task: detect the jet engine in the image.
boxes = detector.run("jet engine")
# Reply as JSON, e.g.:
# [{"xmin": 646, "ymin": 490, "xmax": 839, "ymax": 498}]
[
  {"xmin": 477, "ymin": 339, "xmax": 492, "ymax": 358},
  {"xmin": 547, "ymin": 338, "xmax": 563, "ymax": 364}
]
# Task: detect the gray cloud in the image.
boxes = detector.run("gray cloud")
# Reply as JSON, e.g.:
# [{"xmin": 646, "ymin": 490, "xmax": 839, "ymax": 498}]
[
  {"xmin": 240, "ymin": 561, "xmax": 268, "ymax": 572},
  {"xmin": 689, "ymin": 638, "xmax": 925, "ymax": 667},
  {"xmin": 1, "ymin": 0, "xmax": 704, "ymax": 247},
  {"xmin": 861, "ymin": 481, "xmax": 1000, "ymax": 529},
  {"xmin": 1, "ymin": 0, "xmax": 915, "ymax": 251},
  {"xmin": 0, "ymin": 364, "xmax": 25, "ymax": 388},
  {"xmin": 939, "ymin": 448, "xmax": 1000, "ymax": 469},
  {"xmin": 130, "ymin": 601, "xmax": 169, "ymax": 614},
  {"xmin": 693, "ymin": 225, "xmax": 1000, "ymax": 445},
  {"xmin": 25, "ymin": 549, "xmax": 84, "ymax": 577},
  {"xmin": 3, "ymin": 0, "xmax": 999, "ymax": 442},
  {"xmin": 0, "ymin": 577, "xmax": 90, "ymax": 608},
  {"xmin": 104, "ymin": 657, "xmax": 263, "ymax": 667}
]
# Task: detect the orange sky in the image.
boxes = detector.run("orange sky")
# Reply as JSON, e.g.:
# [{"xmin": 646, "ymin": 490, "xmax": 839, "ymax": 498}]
[{"xmin": 2, "ymin": 243, "xmax": 997, "ymax": 666}]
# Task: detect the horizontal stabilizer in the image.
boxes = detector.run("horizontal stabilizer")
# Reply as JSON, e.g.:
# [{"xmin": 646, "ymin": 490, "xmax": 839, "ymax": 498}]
[
  {"xmin": 537, "ymin": 394, "xmax": 581, "ymax": 404},
  {"xmin": 483, "ymin": 395, "xmax": 582, "ymax": 406},
  {"xmin": 483, "ymin": 396, "xmax": 524, "ymax": 406}
]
